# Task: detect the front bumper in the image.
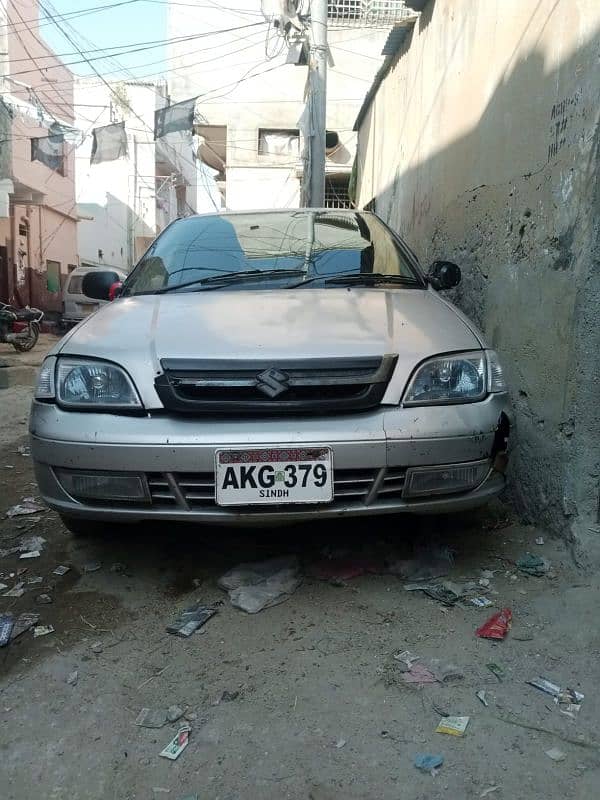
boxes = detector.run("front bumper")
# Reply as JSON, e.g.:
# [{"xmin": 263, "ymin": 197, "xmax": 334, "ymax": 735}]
[{"xmin": 30, "ymin": 395, "xmax": 510, "ymax": 524}]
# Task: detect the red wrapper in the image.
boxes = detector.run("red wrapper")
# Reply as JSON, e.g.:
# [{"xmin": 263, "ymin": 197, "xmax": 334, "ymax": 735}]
[{"xmin": 476, "ymin": 608, "xmax": 512, "ymax": 639}]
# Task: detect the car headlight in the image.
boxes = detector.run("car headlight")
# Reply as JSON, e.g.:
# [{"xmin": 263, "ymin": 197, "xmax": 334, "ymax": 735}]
[
  {"xmin": 54, "ymin": 358, "xmax": 142, "ymax": 409},
  {"xmin": 403, "ymin": 350, "xmax": 506, "ymax": 406}
]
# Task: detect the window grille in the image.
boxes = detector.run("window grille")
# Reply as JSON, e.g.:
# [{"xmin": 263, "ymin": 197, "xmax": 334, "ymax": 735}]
[
  {"xmin": 325, "ymin": 175, "xmax": 352, "ymax": 209},
  {"xmin": 327, "ymin": 0, "xmax": 419, "ymax": 28}
]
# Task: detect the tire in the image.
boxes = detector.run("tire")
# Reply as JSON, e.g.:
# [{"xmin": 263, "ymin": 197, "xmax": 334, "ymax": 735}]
[
  {"xmin": 59, "ymin": 514, "xmax": 107, "ymax": 537},
  {"xmin": 12, "ymin": 322, "xmax": 40, "ymax": 352}
]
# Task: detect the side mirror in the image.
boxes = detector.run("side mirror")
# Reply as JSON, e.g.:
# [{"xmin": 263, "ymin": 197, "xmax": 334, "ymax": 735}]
[
  {"xmin": 426, "ymin": 260, "xmax": 461, "ymax": 290},
  {"xmin": 82, "ymin": 271, "xmax": 121, "ymax": 301}
]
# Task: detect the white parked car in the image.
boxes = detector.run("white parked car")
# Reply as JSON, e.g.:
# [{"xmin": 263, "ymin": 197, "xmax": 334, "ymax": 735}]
[{"xmin": 62, "ymin": 265, "xmax": 128, "ymax": 327}]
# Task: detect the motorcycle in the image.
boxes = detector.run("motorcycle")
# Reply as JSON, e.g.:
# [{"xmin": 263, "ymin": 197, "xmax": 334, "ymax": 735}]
[{"xmin": 0, "ymin": 302, "xmax": 44, "ymax": 352}]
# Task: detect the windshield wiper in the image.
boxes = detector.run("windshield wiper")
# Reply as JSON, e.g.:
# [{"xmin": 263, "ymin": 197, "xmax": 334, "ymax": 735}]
[
  {"xmin": 154, "ymin": 269, "xmax": 307, "ymax": 294},
  {"xmin": 289, "ymin": 272, "xmax": 422, "ymax": 289}
]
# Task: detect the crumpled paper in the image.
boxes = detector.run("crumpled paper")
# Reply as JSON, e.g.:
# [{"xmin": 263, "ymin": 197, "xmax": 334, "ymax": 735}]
[{"xmin": 219, "ymin": 555, "xmax": 302, "ymax": 614}]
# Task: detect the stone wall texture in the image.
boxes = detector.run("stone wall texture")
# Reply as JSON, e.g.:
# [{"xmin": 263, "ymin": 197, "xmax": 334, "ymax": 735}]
[{"xmin": 356, "ymin": 0, "xmax": 600, "ymax": 557}]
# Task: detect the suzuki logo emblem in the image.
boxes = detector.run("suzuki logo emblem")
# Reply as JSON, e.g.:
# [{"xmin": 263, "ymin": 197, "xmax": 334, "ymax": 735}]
[{"xmin": 256, "ymin": 368, "xmax": 290, "ymax": 398}]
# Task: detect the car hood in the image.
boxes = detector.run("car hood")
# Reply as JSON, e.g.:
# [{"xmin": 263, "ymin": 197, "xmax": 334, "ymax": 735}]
[{"xmin": 58, "ymin": 288, "xmax": 484, "ymax": 408}]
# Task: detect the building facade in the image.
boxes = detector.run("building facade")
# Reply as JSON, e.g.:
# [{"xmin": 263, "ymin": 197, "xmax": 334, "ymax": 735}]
[
  {"xmin": 0, "ymin": 0, "xmax": 77, "ymax": 317},
  {"xmin": 75, "ymin": 78, "xmax": 222, "ymax": 273},
  {"xmin": 166, "ymin": 0, "xmax": 401, "ymax": 210}
]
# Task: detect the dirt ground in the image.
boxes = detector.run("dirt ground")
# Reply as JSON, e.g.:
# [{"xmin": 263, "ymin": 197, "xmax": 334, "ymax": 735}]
[{"xmin": 1, "ymin": 373, "xmax": 599, "ymax": 800}]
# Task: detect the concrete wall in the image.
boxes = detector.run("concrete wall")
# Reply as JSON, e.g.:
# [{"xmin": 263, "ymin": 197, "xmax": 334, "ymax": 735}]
[
  {"xmin": 355, "ymin": 0, "xmax": 600, "ymax": 554},
  {"xmin": 167, "ymin": 0, "xmax": 389, "ymax": 209},
  {"xmin": 226, "ymin": 166, "xmax": 300, "ymax": 210}
]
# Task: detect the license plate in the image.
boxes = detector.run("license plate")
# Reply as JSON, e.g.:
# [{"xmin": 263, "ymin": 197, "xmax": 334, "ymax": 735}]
[{"xmin": 215, "ymin": 447, "xmax": 333, "ymax": 506}]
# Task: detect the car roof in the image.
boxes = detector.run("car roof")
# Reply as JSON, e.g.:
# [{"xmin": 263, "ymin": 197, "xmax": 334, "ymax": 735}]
[{"xmin": 70, "ymin": 265, "xmax": 127, "ymax": 276}]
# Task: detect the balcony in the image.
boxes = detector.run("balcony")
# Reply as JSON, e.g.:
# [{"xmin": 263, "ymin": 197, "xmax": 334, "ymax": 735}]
[{"xmin": 327, "ymin": 0, "xmax": 419, "ymax": 27}]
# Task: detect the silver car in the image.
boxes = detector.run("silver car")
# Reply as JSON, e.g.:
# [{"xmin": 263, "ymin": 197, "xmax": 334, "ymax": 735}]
[{"xmin": 30, "ymin": 210, "xmax": 511, "ymax": 533}]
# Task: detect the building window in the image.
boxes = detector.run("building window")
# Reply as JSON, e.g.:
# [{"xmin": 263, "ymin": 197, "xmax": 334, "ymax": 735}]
[
  {"xmin": 325, "ymin": 175, "xmax": 352, "ymax": 209},
  {"xmin": 258, "ymin": 129, "xmax": 300, "ymax": 157},
  {"xmin": 327, "ymin": 0, "xmax": 362, "ymax": 21},
  {"xmin": 46, "ymin": 260, "xmax": 61, "ymax": 293}
]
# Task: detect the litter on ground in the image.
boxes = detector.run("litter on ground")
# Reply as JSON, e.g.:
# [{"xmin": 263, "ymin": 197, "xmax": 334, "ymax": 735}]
[
  {"xmin": 6, "ymin": 500, "xmax": 45, "ymax": 518},
  {"xmin": 166, "ymin": 603, "xmax": 216, "ymax": 637},
  {"xmin": 219, "ymin": 555, "xmax": 302, "ymax": 614},
  {"xmin": 18, "ymin": 535, "xmax": 46, "ymax": 553},
  {"xmin": 476, "ymin": 608, "xmax": 512, "ymax": 639},
  {"xmin": 402, "ymin": 663, "xmax": 438, "ymax": 684},
  {"xmin": 545, "ymin": 748, "xmax": 566, "ymax": 762},
  {"xmin": 517, "ymin": 553, "xmax": 550, "ymax": 577},
  {"xmin": 159, "ymin": 725, "xmax": 191, "ymax": 760},
  {"xmin": 33, "ymin": 624, "xmax": 54, "ymax": 637},
  {"xmin": 423, "ymin": 659, "xmax": 464, "ymax": 683},
  {"xmin": 527, "ymin": 676, "xmax": 584, "ymax": 703},
  {"xmin": 476, "ymin": 690, "xmax": 489, "ymax": 707},
  {"xmin": 436, "ymin": 716, "xmax": 470, "ymax": 736},
  {"xmin": 471, "ymin": 597, "xmax": 494, "ymax": 608},
  {"xmin": 0, "ymin": 613, "xmax": 14, "ymax": 646},
  {"xmin": 2, "ymin": 582, "xmax": 25, "ymax": 598},
  {"xmin": 10, "ymin": 612, "xmax": 40, "ymax": 640},
  {"xmin": 393, "ymin": 650, "xmax": 420, "ymax": 668},
  {"xmin": 414, "ymin": 753, "xmax": 444, "ymax": 773},
  {"xmin": 487, "ymin": 663, "xmax": 505, "ymax": 681}
]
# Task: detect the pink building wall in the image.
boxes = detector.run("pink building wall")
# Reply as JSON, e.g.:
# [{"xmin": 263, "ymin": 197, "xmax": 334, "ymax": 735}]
[{"xmin": 1, "ymin": 0, "xmax": 77, "ymax": 315}]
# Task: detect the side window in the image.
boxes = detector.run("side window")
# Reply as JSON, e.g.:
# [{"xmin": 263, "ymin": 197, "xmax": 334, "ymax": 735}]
[
  {"xmin": 68, "ymin": 275, "xmax": 83, "ymax": 294},
  {"xmin": 258, "ymin": 129, "xmax": 299, "ymax": 157}
]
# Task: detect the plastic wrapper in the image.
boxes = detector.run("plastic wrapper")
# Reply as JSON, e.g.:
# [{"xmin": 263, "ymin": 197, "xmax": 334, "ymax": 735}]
[{"xmin": 476, "ymin": 608, "xmax": 512, "ymax": 639}]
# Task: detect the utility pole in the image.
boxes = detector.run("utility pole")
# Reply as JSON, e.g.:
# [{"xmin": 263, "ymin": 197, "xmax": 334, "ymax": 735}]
[{"xmin": 307, "ymin": 0, "xmax": 327, "ymax": 208}]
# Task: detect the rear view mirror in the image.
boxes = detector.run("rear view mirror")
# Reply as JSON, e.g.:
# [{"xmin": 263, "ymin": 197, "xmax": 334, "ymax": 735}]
[
  {"xmin": 82, "ymin": 271, "xmax": 121, "ymax": 301},
  {"xmin": 427, "ymin": 260, "xmax": 461, "ymax": 290}
]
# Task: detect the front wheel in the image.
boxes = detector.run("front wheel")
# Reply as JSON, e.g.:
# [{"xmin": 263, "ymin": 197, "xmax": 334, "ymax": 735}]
[{"xmin": 12, "ymin": 322, "xmax": 40, "ymax": 352}]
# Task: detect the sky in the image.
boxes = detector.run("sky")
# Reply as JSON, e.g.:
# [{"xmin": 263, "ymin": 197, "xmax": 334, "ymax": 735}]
[{"xmin": 39, "ymin": 0, "xmax": 168, "ymax": 80}]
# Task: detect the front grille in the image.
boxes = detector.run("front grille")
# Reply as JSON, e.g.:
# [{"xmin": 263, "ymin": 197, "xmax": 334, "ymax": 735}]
[
  {"xmin": 147, "ymin": 473, "xmax": 214, "ymax": 507},
  {"xmin": 144, "ymin": 467, "xmax": 407, "ymax": 511},
  {"xmin": 154, "ymin": 356, "xmax": 397, "ymax": 415},
  {"xmin": 377, "ymin": 467, "xmax": 407, "ymax": 499}
]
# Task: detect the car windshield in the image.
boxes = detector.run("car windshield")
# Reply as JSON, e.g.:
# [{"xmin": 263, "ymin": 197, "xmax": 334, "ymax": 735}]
[{"xmin": 122, "ymin": 210, "xmax": 422, "ymax": 295}]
